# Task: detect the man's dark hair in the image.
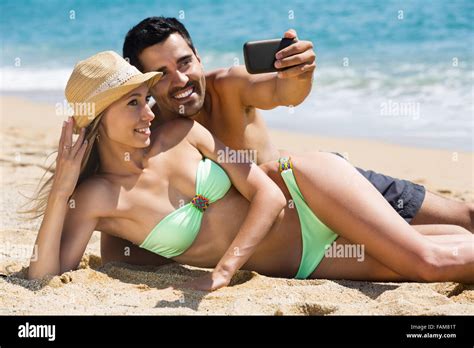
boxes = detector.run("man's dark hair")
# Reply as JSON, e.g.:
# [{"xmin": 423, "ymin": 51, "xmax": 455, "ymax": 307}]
[{"xmin": 123, "ymin": 16, "xmax": 196, "ymax": 72}]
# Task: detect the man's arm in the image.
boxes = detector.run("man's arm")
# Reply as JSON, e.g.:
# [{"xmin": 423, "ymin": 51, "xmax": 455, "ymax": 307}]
[{"xmin": 222, "ymin": 29, "xmax": 316, "ymax": 109}]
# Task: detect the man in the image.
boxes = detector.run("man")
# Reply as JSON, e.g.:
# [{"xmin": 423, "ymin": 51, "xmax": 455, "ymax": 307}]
[{"xmin": 100, "ymin": 17, "xmax": 472, "ymax": 266}]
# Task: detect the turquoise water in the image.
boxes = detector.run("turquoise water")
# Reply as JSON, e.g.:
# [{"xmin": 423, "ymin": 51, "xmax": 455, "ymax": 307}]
[{"xmin": 1, "ymin": 0, "xmax": 473, "ymax": 150}]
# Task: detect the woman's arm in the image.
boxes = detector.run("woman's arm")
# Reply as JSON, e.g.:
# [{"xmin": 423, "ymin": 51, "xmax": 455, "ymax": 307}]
[
  {"xmin": 28, "ymin": 117, "xmax": 94, "ymax": 279},
  {"xmin": 185, "ymin": 119, "xmax": 286, "ymax": 290},
  {"xmin": 100, "ymin": 233, "xmax": 176, "ymax": 266},
  {"xmin": 28, "ymin": 188, "xmax": 71, "ymax": 279},
  {"xmin": 28, "ymin": 185, "xmax": 98, "ymax": 278}
]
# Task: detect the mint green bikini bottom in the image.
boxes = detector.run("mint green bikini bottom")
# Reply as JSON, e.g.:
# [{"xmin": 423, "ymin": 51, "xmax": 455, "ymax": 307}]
[{"xmin": 278, "ymin": 157, "xmax": 339, "ymax": 279}]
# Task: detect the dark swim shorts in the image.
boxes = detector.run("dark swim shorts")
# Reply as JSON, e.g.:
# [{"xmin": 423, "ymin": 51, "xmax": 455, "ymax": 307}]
[{"xmin": 331, "ymin": 152, "xmax": 426, "ymax": 223}]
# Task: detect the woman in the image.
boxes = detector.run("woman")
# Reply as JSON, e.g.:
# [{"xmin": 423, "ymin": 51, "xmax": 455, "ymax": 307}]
[{"xmin": 26, "ymin": 51, "xmax": 473, "ymax": 290}]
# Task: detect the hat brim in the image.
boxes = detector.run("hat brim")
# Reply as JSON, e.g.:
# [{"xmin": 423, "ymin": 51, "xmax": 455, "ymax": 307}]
[{"xmin": 72, "ymin": 71, "xmax": 162, "ymax": 133}]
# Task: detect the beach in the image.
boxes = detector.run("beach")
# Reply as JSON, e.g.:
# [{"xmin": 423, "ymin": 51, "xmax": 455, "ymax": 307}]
[{"xmin": 0, "ymin": 96, "xmax": 472, "ymax": 315}]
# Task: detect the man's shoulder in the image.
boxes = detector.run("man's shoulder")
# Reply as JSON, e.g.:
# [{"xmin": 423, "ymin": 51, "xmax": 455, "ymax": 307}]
[{"xmin": 206, "ymin": 66, "xmax": 249, "ymax": 90}]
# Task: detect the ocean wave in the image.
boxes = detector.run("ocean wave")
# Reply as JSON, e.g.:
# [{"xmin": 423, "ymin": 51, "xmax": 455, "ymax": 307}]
[
  {"xmin": 0, "ymin": 67, "xmax": 71, "ymax": 92},
  {"xmin": 1, "ymin": 60, "xmax": 470, "ymax": 92}
]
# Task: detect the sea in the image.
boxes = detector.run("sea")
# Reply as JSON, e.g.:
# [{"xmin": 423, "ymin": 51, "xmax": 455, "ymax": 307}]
[{"xmin": 1, "ymin": 0, "xmax": 472, "ymax": 150}]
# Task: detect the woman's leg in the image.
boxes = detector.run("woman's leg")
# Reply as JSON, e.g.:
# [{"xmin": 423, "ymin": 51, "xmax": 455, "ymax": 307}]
[
  {"xmin": 310, "ymin": 236, "xmax": 405, "ymax": 281},
  {"xmin": 301, "ymin": 151, "xmax": 474, "ymax": 232},
  {"xmin": 412, "ymin": 224, "xmax": 471, "ymax": 236},
  {"xmin": 311, "ymin": 226, "xmax": 473, "ymax": 281},
  {"xmin": 291, "ymin": 152, "xmax": 474, "ymax": 283}
]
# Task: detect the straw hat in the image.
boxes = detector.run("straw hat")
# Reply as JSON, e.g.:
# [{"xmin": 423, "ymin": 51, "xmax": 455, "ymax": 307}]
[{"xmin": 65, "ymin": 51, "xmax": 162, "ymax": 134}]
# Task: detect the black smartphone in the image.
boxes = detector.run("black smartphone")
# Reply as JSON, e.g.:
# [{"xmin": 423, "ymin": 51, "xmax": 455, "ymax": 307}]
[{"xmin": 243, "ymin": 38, "xmax": 296, "ymax": 74}]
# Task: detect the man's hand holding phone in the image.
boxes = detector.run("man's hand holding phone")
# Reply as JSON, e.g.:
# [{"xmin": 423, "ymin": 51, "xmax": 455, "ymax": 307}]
[
  {"xmin": 243, "ymin": 29, "xmax": 316, "ymax": 78},
  {"xmin": 274, "ymin": 29, "xmax": 316, "ymax": 79},
  {"xmin": 242, "ymin": 28, "xmax": 316, "ymax": 107}
]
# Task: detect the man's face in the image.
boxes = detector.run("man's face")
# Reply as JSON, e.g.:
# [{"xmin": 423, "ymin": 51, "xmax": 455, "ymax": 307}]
[{"xmin": 139, "ymin": 33, "xmax": 206, "ymax": 118}]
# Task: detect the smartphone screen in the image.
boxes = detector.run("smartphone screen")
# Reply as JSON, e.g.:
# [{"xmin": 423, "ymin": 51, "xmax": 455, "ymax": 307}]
[{"xmin": 243, "ymin": 38, "xmax": 296, "ymax": 74}]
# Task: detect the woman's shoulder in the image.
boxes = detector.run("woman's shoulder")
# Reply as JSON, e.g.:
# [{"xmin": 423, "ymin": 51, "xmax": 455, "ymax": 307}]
[
  {"xmin": 70, "ymin": 176, "xmax": 115, "ymax": 216},
  {"xmin": 77, "ymin": 175, "xmax": 114, "ymax": 192}
]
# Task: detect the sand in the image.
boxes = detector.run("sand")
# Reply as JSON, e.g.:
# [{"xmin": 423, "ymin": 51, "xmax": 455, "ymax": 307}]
[{"xmin": 0, "ymin": 96, "xmax": 473, "ymax": 315}]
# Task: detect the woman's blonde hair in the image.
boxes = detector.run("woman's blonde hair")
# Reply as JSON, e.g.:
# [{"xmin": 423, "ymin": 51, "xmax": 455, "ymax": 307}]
[{"xmin": 19, "ymin": 114, "xmax": 104, "ymax": 220}]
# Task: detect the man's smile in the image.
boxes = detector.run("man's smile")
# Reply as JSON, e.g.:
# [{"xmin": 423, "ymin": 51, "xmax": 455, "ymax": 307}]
[{"xmin": 170, "ymin": 83, "xmax": 200, "ymax": 102}]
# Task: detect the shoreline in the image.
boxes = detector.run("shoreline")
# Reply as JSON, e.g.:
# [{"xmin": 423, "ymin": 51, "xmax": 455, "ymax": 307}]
[{"xmin": 3, "ymin": 92, "xmax": 472, "ymax": 152}]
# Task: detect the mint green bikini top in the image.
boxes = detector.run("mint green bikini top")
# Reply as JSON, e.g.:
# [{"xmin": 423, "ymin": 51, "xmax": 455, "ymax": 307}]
[{"xmin": 139, "ymin": 158, "xmax": 232, "ymax": 258}]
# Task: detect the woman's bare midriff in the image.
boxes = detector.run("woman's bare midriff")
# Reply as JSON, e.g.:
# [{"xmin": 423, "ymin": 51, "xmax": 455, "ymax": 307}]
[
  {"xmin": 174, "ymin": 184, "xmax": 303, "ymax": 278},
  {"xmin": 94, "ymin": 149, "xmax": 303, "ymax": 279}
]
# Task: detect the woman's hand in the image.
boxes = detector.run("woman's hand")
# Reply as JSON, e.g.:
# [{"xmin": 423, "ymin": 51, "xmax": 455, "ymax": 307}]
[
  {"xmin": 52, "ymin": 117, "xmax": 88, "ymax": 198},
  {"xmin": 180, "ymin": 271, "xmax": 232, "ymax": 292}
]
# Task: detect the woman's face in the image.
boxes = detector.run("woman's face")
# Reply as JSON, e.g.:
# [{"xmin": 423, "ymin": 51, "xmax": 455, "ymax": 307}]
[{"xmin": 100, "ymin": 84, "xmax": 155, "ymax": 148}]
